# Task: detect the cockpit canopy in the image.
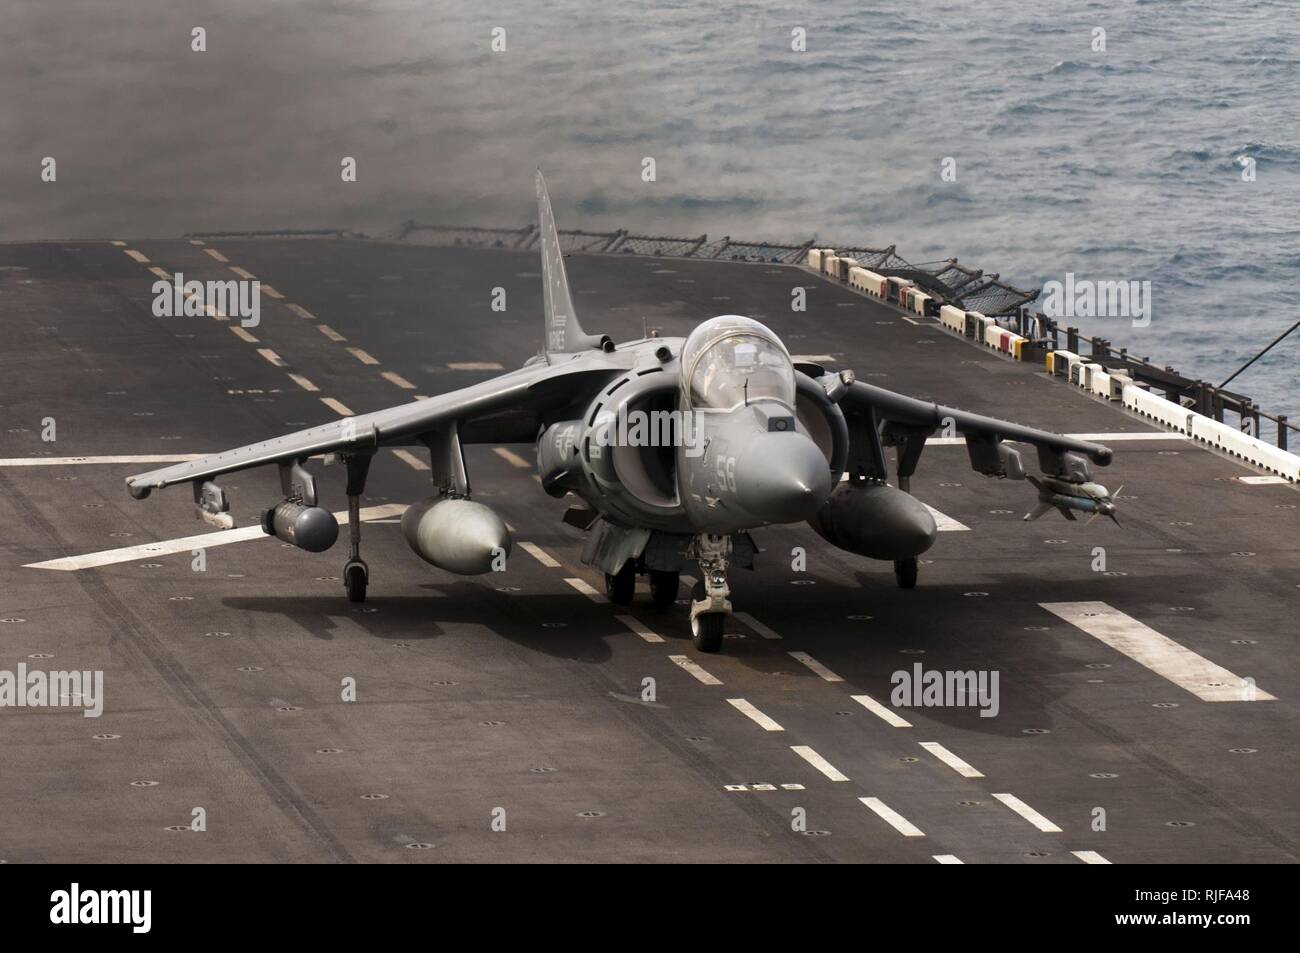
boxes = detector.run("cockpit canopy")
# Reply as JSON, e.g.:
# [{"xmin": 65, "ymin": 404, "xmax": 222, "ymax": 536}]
[{"xmin": 681, "ymin": 315, "xmax": 795, "ymax": 411}]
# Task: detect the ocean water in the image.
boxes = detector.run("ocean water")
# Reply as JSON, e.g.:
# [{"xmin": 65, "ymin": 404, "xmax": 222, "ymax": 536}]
[{"xmin": 3, "ymin": 0, "xmax": 1297, "ymax": 421}]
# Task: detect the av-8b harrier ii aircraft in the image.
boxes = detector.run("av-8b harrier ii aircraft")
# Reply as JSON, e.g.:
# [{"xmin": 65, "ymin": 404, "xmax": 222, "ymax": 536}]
[{"xmin": 127, "ymin": 172, "xmax": 1116, "ymax": 652}]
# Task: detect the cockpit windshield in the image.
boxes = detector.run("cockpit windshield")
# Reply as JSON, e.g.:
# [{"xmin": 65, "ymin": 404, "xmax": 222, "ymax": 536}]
[{"xmin": 682, "ymin": 318, "xmax": 795, "ymax": 411}]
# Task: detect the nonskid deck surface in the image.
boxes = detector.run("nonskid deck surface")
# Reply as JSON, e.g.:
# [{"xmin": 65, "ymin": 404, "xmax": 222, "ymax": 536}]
[{"xmin": 0, "ymin": 239, "xmax": 1295, "ymax": 863}]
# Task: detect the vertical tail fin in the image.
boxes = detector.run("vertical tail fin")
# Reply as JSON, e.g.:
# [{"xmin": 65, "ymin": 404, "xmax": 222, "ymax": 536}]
[{"xmin": 536, "ymin": 170, "xmax": 609, "ymax": 360}]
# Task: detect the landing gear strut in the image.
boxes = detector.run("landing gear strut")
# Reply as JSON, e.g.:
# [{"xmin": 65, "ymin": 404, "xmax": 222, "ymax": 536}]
[
  {"xmin": 894, "ymin": 557, "xmax": 918, "ymax": 590},
  {"xmin": 689, "ymin": 534, "xmax": 732, "ymax": 653},
  {"xmin": 343, "ymin": 454, "xmax": 372, "ymax": 603}
]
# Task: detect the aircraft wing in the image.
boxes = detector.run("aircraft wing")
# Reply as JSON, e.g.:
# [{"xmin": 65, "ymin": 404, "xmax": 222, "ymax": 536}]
[
  {"xmin": 125, "ymin": 362, "xmax": 610, "ymax": 497},
  {"xmin": 834, "ymin": 377, "xmax": 1112, "ymax": 484}
]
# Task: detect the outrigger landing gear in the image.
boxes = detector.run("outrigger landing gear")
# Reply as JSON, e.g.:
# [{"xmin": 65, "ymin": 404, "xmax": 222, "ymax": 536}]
[
  {"xmin": 342, "ymin": 454, "xmax": 372, "ymax": 603},
  {"xmin": 894, "ymin": 557, "xmax": 918, "ymax": 590},
  {"xmin": 689, "ymin": 534, "xmax": 732, "ymax": 653}
]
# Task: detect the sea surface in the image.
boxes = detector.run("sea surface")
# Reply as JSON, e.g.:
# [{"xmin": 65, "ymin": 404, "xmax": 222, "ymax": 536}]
[{"xmin": 4, "ymin": 0, "xmax": 1297, "ymax": 421}]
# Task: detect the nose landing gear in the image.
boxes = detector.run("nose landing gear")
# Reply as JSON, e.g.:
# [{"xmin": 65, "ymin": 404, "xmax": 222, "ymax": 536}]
[{"xmin": 689, "ymin": 534, "xmax": 733, "ymax": 653}]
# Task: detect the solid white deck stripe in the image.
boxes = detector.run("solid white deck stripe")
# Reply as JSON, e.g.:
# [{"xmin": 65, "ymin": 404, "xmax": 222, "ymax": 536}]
[
  {"xmin": 616, "ymin": 615, "xmax": 664, "ymax": 643},
  {"xmin": 733, "ymin": 611, "xmax": 782, "ymax": 640},
  {"xmin": 790, "ymin": 746, "xmax": 849, "ymax": 781},
  {"xmin": 288, "ymin": 374, "xmax": 318, "ymax": 392},
  {"xmin": 727, "ymin": 698, "xmax": 784, "ymax": 731},
  {"xmin": 851, "ymin": 693, "xmax": 912, "ymax": 727},
  {"xmin": 518, "ymin": 542, "xmax": 560, "ymax": 567},
  {"xmin": 319, "ymin": 397, "xmax": 353, "ymax": 416},
  {"xmin": 788, "ymin": 651, "xmax": 843, "ymax": 682},
  {"xmin": 1238, "ymin": 475, "xmax": 1288, "ymax": 485},
  {"xmin": 381, "ymin": 371, "xmax": 416, "ymax": 389},
  {"xmin": 668, "ymin": 655, "xmax": 722, "ymax": 686},
  {"xmin": 919, "ymin": 741, "xmax": 984, "ymax": 778},
  {"xmin": 859, "ymin": 797, "xmax": 925, "ymax": 836},
  {"xmin": 0, "ymin": 455, "xmax": 205, "ymax": 467},
  {"xmin": 923, "ymin": 503, "xmax": 970, "ymax": 532},
  {"xmin": 24, "ymin": 504, "xmax": 407, "ymax": 571},
  {"xmin": 391, "ymin": 449, "xmax": 429, "ymax": 471},
  {"xmin": 992, "ymin": 793, "xmax": 1062, "ymax": 833},
  {"xmin": 493, "ymin": 447, "xmax": 532, "ymax": 468},
  {"xmin": 564, "ymin": 577, "xmax": 607, "ymax": 602},
  {"xmin": 933, "ymin": 854, "xmax": 964, "ymax": 864},
  {"xmin": 926, "ymin": 432, "xmax": 1186, "ymax": 446},
  {"xmin": 1071, "ymin": 850, "xmax": 1112, "ymax": 865},
  {"xmin": 1041, "ymin": 601, "xmax": 1276, "ymax": 702}
]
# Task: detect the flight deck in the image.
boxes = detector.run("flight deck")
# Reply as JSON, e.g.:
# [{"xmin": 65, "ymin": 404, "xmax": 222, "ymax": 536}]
[{"xmin": 0, "ymin": 238, "xmax": 1295, "ymax": 863}]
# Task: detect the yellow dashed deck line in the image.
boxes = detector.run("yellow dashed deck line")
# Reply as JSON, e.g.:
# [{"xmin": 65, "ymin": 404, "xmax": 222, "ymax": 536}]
[
  {"xmin": 123, "ymin": 249, "xmax": 150, "ymax": 263},
  {"xmin": 288, "ymin": 374, "xmax": 318, "ymax": 392},
  {"xmin": 381, "ymin": 370, "xmax": 416, "ymax": 390},
  {"xmin": 320, "ymin": 397, "xmax": 353, "ymax": 416},
  {"xmin": 317, "ymin": 324, "xmax": 345, "ymax": 341},
  {"xmin": 391, "ymin": 449, "xmax": 429, "ymax": 471},
  {"xmin": 287, "ymin": 304, "xmax": 317, "ymax": 320},
  {"xmin": 230, "ymin": 326, "xmax": 259, "ymax": 343},
  {"xmin": 204, "ymin": 248, "xmax": 229, "ymax": 262},
  {"xmin": 492, "ymin": 447, "xmax": 531, "ymax": 468},
  {"xmin": 346, "ymin": 347, "xmax": 380, "ymax": 365}
]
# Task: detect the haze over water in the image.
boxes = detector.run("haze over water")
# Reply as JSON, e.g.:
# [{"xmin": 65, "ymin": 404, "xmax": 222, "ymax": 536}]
[{"xmin": 4, "ymin": 0, "xmax": 1297, "ymax": 420}]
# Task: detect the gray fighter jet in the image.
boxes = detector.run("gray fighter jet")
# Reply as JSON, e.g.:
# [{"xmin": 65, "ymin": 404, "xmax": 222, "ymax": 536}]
[{"xmin": 127, "ymin": 172, "xmax": 1116, "ymax": 652}]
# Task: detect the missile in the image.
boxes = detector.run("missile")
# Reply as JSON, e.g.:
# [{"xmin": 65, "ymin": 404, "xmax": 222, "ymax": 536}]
[{"xmin": 1023, "ymin": 475, "xmax": 1118, "ymax": 524}]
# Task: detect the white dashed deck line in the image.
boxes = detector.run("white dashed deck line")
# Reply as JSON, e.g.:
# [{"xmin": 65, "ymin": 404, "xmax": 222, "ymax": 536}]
[
  {"xmin": 788, "ymin": 651, "xmax": 844, "ymax": 682},
  {"xmin": 286, "ymin": 303, "xmax": 317, "ymax": 320},
  {"xmin": 230, "ymin": 326, "xmax": 259, "ymax": 343},
  {"xmin": 1071, "ymin": 850, "xmax": 1112, "ymax": 865},
  {"xmin": 381, "ymin": 371, "xmax": 416, "ymax": 390},
  {"xmin": 992, "ymin": 793, "xmax": 1062, "ymax": 833},
  {"xmin": 851, "ymin": 693, "xmax": 912, "ymax": 728},
  {"xmin": 319, "ymin": 397, "xmax": 354, "ymax": 416},
  {"xmin": 493, "ymin": 447, "xmax": 532, "ymax": 468},
  {"xmin": 790, "ymin": 354, "xmax": 836, "ymax": 363},
  {"xmin": 859, "ymin": 797, "xmax": 925, "ymax": 836},
  {"xmin": 726, "ymin": 698, "xmax": 784, "ymax": 731},
  {"xmin": 123, "ymin": 249, "xmax": 150, "ymax": 263},
  {"xmin": 1041, "ymin": 601, "xmax": 1276, "ymax": 702},
  {"xmin": 391, "ymin": 449, "xmax": 429, "ymax": 471},
  {"xmin": 790, "ymin": 746, "xmax": 849, "ymax": 782},
  {"xmin": 1238, "ymin": 475, "xmax": 1289, "ymax": 485},
  {"xmin": 24, "ymin": 504, "xmax": 407, "ymax": 571},
  {"xmin": 346, "ymin": 347, "xmax": 380, "ymax": 365},
  {"xmin": 918, "ymin": 741, "xmax": 984, "ymax": 778},
  {"xmin": 260, "ymin": 285, "xmax": 285, "ymax": 300},
  {"xmin": 733, "ymin": 611, "xmax": 782, "ymax": 640},
  {"xmin": 256, "ymin": 348, "xmax": 286, "ymax": 368},
  {"xmin": 518, "ymin": 542, "xmax": 560, "ymax": 568},
  {"xmin": 448, "ymin": 361, "xmax": 504, "ymax": 371},
  {"xmin": 229, "ymin": 266, "xmax": 257, "ymax": 281},
  {"xmin": 668, "ymin": 655, "xmax": 722, "ymax": 686},
  {"xmin": 203, "ymin": 248, "xmax": 229, "ymax": 263},
  {"xmin": 317, "ymin": 324, "xmax": 346, "ymax": 342},
  {"xmin": 616, "ymin": 615, "xmax": 664, "ymax": 643},
  {"xmin": 933, "ymin": 854, "xmax": 964, "ymax": 864},
  {"xmin": 288, "ymin": 374, "xmax": 318, "ymax": 392},
  {"xmin": 148, "ymin": 266, "xmax": 171, "ymax": 280},
  {"xmin": 564, "ymin": 577, "xmax": 607, "ymax": 603}
]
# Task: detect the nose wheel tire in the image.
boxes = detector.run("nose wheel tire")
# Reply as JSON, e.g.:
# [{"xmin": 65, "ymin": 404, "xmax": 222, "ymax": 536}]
[
  {"xmin": 344, "ymin": 560, "xmax": 368, "ymax": 603},
  {"xmin": 691, "ymin": 611, "xmax": 725, "ymax": 653},
  {"xmin": 894, "ymin": 557, "xmax": 918, "ymax": 590},
  {"xmin": 648, "ymin": 570, "xmax": 679, "ymax": 608},
  {"xmin": 604, "ymin": 563, "xmax": 636, "ymax": 606}
]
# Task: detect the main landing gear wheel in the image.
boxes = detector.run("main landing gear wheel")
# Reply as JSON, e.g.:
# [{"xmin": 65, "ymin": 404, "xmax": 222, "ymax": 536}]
[
  {"xmin": 648, "ymin": 570, "xmax": 679, "ymax": 608},
  {"xmin": 894, "ymin": 557, "xmax": 918, "ymax": 590},
  {"xmin": 689, "ymin": 581, "xmax": 725, "ymax": 653},
  {"xmin": 605, "ymin": 563, "xmax": 636, "ymax": 606},
  {"xmin": 345, "ymin": 560, "xmax": 368, "ymax": 603}
]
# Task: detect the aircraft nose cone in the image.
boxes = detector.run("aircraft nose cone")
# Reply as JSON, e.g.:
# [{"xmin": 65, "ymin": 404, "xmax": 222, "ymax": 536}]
[{"xmin": 734, "ymin": 432, "xmax": 833, "ymax": 524}]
